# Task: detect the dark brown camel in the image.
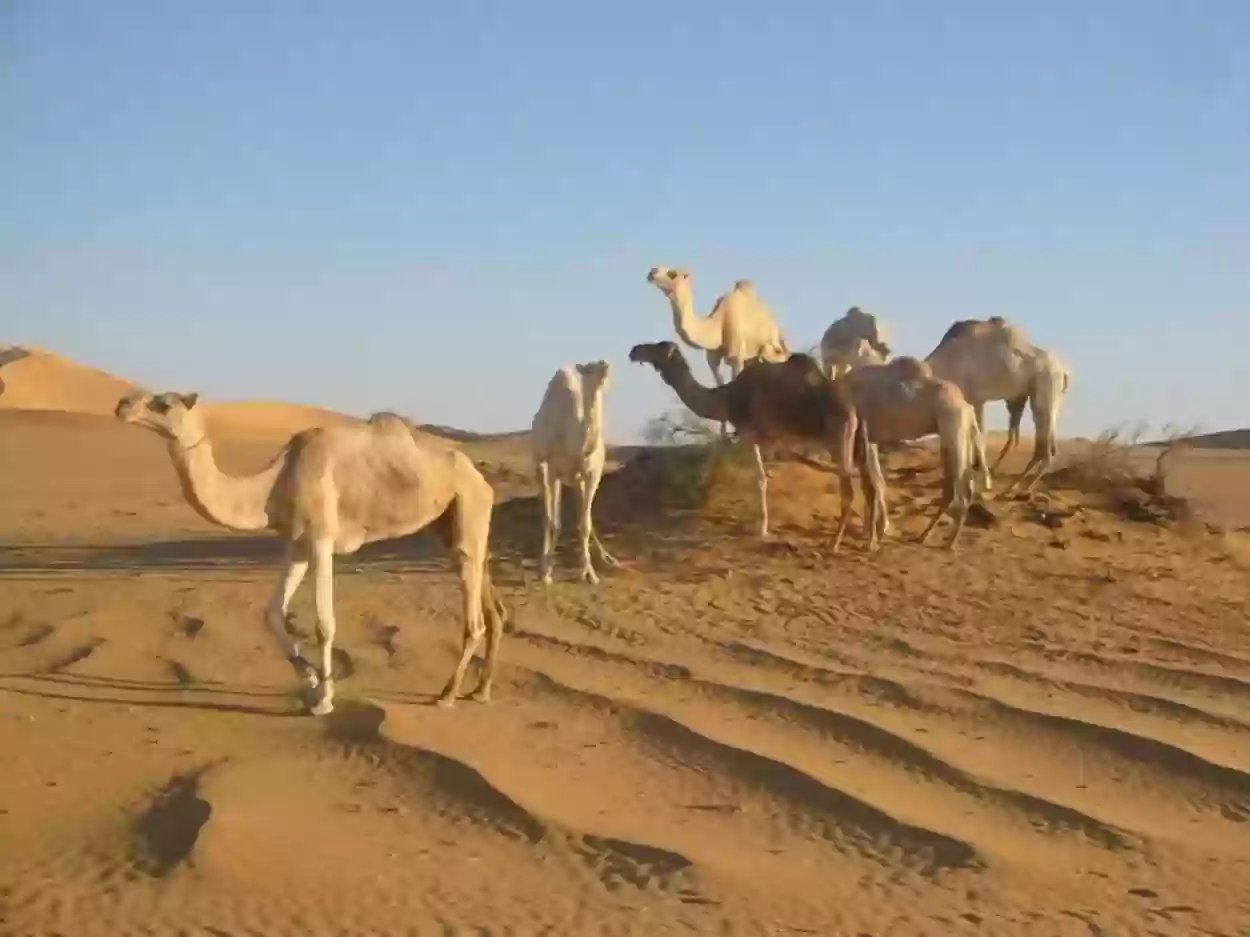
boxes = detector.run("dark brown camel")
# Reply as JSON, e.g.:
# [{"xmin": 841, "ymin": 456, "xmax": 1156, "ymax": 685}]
[{"xmin": 628, "ymin": 340, "xmax": 882, "ymax": 551}]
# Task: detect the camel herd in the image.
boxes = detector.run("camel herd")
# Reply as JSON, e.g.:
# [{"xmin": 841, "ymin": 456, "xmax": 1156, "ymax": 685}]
[{"xmin": 112, "ymin": 265, "xmax": 1071, "ymax": 716}]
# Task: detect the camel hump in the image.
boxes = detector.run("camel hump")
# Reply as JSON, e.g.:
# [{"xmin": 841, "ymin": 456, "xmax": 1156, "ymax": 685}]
[
  {"xmin": 936, "ymin": 317, "xmax": 1014, "ymax": 349},
  {"xmin": 887, "ymin": 356, "xmax": 933, "ymax": 382},
  {"xmin": 368, "ymin": 410, "xmax": 414, "ymax": 430},
  {"xmin": 366, "ymin": 411, "xmax": 429, "ymax": 444},
  {"xmin": 779, "ymin": 353, "xmax": 828, "ymax": 388}
]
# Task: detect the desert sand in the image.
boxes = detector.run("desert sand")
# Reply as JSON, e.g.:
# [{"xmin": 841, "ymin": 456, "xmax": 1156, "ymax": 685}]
[{"xmin": 2, "ymin": 348, "xmax": 1249, "ymax": 937}]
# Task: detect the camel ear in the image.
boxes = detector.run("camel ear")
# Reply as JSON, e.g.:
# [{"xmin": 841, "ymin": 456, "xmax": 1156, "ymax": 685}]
[
  {"xmin": 675, "ymin": 268, "xmax": 689, "ymax": 279},
  {"xmin": 179, "ymin": 393, "xmax": 199, "ymax": 410}
]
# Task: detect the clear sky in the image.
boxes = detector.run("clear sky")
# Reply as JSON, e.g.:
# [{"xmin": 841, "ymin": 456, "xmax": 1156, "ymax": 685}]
[{"xmin": 3, "ymin": 0, "xmax": 1247, "ymax": 442}]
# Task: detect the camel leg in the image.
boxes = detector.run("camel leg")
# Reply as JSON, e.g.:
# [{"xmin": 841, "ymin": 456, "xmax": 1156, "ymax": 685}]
[
  {"xmin": 308, "ymin": 538, "xmax": 337, "ymax": 716},
  {"xmin": 861, "ymin": 439, "xmax": 888, "ymax": 552},
  {"xmin": 992, "ymin": 396, "xmax": 1027, "ymax": 472},
  {"xmin": 918, "ymin": 492, "xmax": 951, "ymax": 546},
  {"xmin": 946, "ymin": 500, "xmax": 970, "ymax": 549},
  {"xmin": 263, "ymin": 542, "xmax": 319, "ymax": 690},
  {"xmin": 830, "ymin": 465, "xmax": 856, "ymax": 554},
  {"xmin": 825, "ymin": 411, "xmax": 858, "ymax": 554},
  {"xmin": 438, "ymin": 521, "xmax": 487, "ymax": 708},
  {"xmin": 1018, "ymin": 385, "xmax": 1061, "ymax": 495},
  {"xmin": 467, "ymin": 508, "xmax": 503, "ymax": 703},
  {"xmin": 576, "ymin": 473, "xmax": 600, "ymax": 585},
  {"xmin": 590, "ymin": 529, "xmax": 617, "ymax": 568},
  {"xmin": 539, "ymin": 465, "xmax": 563, "ymax": 585},
  {"xmin": 584, "ymin": 459, "xmax": 618, "ymax": 568},
  {"xmin": 920, "ymin": 431, "xmax": 972, "ymax": 549},
  {"xmin": 970, "ymin": 413, "xmax": 993, "ymax": 497},
  {"xmin": 537, "ymin": 462, "xmax": 552, "ymax": 584},
  {"xmin": 751, "ymin": 442, "xmax": 770, "ymax": 540},
  {"xmin": 428, "ymin": 505, "xmax": 500, "ymax": 705},
  {"xmin": 469, "ymin": 571, "xmax": 505, "ymax": 703}
]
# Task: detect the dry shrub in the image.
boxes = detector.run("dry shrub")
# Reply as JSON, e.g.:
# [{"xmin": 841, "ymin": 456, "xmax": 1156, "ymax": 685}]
[
  {"xmin": 1047, "ymin": 421, "xmax": 1198, "ymax": 526},
  {"xmin": 594, "ymin": 410, "xmax": 762, "ymax": 524},
  {"xmin": 639, "ymin": 409, "xmax": 760, "ymax": 510}
]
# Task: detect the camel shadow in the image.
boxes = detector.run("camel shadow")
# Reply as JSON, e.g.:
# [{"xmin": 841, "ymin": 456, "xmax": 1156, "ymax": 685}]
[
  {"xmin": 0, "ymin": 531, "xmax": 467, "ymax": 576},
  {"xmin": 0, "ymin": 671, "xmax": 300, "ymax": 717}
]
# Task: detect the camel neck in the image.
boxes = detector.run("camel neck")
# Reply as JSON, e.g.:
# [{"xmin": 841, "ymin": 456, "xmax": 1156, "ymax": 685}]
[
  {"xmin": 580, "ymin": 387, "xmax": 606, "ymax": 450},
  {"xmin": 167, "ymin": 437, "xmax": 285, "ymax": 533},
  {"xmin": 668, "ymin": 286, "xmax": 722, "ymax": 352},
  {"xmin": 657, "ymin": 355, "xmax": 730, "ymax": 425}
]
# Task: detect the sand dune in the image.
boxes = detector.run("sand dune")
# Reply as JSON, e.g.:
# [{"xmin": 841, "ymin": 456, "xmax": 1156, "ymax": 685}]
[
  {"xmin": 0, "ymin": 346, "xmax": 369, "ymax": 445},
  {"xmin": 0, "ymin": 346, "xmax": 137, "ymax": 415},
  {"xmin": 2, "ymin": 352, "xmax": 1250, "ymax": 935}
]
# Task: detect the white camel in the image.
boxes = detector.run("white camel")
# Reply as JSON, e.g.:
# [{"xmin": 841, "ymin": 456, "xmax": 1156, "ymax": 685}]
[
  {"xmin": 837, "ymin": 348, "xmax": 992, "ymax": 550},
  {"xmin": 115, "ymin": 391, "xmax": 507, "ymax": 715},
  {"xmin": 924, "ymin": 317, "xmax": 1071, "ymax": 494},
  {"xmin": 819, "ymin": 306, "xmax": 892, "ymax": 379},
  {"xmin": 530, "ymin": 361, "xmax": 618, "ymax": 585}
]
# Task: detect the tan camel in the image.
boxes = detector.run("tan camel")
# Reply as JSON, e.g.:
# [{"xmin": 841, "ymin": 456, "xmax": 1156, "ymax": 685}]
[
  {"xmin": 924, "ymin": 317, "xmax": 1071, "ymax": 494},
  {"xmin": 838, "ymin": 349, "xmax": 992, "ymax": 550},
  {"xmin": 646, "ymin": 265, "xmax": 791, "ymax": 382},
  {"xmin": 114, "ymin": 391, "xmax": 507, "ymax": 715},
  {"xmin": 530, "ymin": 361, "xmax": 618, "ymax": 585},
  {"xmin": 628, "ymin": 340, "xmax": 881, "ymax": 550},
  {"xmin": 647, "ymin": 266, "xmax": 793, "ymax": 439},
  {"xmin": 819, "ymin": 306, "xmax": 892, "ymax": 378}
]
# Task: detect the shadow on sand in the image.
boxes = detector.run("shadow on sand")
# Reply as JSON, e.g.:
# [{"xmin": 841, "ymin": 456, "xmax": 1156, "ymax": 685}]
[
  {"xmin": 0, "ymin": 670, "xmax": 301, "ymax": 717},
  {"xmin": 0, "ymin": 479, "xmax": 712, "ymax": 577}
]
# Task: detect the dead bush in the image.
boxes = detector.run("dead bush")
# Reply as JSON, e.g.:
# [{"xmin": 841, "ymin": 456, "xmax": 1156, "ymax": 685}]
[
  {"xmin": 1047, "ymin": 421, "xmax": 1198, "ymax": 526},
  {"xmin": 636, "ymin": 409, "xmax": 762, "ymax": 511}
]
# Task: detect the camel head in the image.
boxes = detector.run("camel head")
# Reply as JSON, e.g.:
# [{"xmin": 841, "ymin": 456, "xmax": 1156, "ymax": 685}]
[
  {"xmin": 645, "ymin": 266, "xmax": 691, "ymax": 298},
  {"xmin": 628, "ymin": 340, "xmax": 685, "ymax": 375},
  {"xmin": 845, "ymin": 306, "xmax": 891, "ymax": 358},
  {"xmin": 115, "ymin": 391, "xmax": 206, "ymax": 446},
  {"xmin": 575, "ymin": 359, "xmax": 612, "ymax": 399}
]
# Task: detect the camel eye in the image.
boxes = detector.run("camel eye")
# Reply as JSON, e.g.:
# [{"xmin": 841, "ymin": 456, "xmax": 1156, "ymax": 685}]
[{"xmin": 150, "ymin": 398, "xmax": 170, "ymax": 414}]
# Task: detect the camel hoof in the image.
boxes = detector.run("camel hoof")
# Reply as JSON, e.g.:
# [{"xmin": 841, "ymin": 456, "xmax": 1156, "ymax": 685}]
[
  {"xmin": 579, "ymin": 569, "xmax": 600, "ymax": 585},
  {"xmin": 435, "ymin": 694, "xmax": 457, "ymax": 709},
  {"xmin": 469, "ymin": 686, "xmax": 492, "ymax": 703},
  {"xmin": 290, "ymin": 658, "xmax": 320, "ymax": 689},
  {"xmin": 308, "ymin": 697, "xmax": 334, "ymax": 716}
]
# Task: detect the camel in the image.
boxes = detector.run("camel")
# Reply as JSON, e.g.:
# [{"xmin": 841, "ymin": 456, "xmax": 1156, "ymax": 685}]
[
  {"xmin": 646, "ymin": 267, "xmax": 791, "ymax": 385},
  {"xmin": 530, "ymin": 360, "xmax": 618, "ymax": 585},
  {"xmin": 838, "ymin": 348, "xmax": 992, "ymax": 550},
  {"xmin": 924, "ymin": 316, "xmax": 1071, "ymax": 494},
  {"xmin": 628, "ymin": 340, "xmax": 882, "ymax": 550},
  {"xmin": 819, "ymin": 306, "xmax": 892, "ymax": 379},
  {"xmin": 114, "ymin": 391, "xmax": 508, "ymax": 716},
  {"xmin": 646, "ymin": 266, "xmax": 792, "ymax": 437}
]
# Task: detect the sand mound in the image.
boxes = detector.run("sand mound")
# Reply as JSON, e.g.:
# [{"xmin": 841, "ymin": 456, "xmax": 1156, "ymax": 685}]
[{"xmin": 0, "ymin": 346, "xmax": 137, "ymax": 415}]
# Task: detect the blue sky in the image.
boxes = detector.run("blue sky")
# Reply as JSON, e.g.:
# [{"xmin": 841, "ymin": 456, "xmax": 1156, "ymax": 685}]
[{"xmin": 2, "ymin": 0, "xmax": 1247, "ymax": 441}]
